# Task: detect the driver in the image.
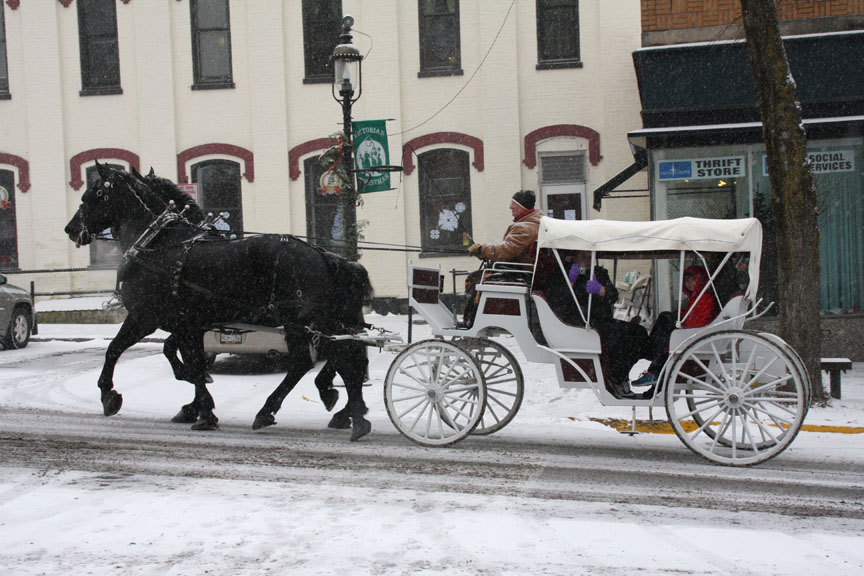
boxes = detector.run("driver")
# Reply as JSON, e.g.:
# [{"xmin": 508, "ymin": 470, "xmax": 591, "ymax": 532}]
[{"xmin": 461, "ymin": 190, "xmax": 544, "ymax": 327}]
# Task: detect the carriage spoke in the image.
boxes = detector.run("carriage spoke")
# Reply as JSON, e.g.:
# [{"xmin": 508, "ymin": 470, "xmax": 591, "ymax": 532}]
[
  {"xmin": 677, "ymin": 397, "xmax": 723, "ymax": 420},
  {"xmin": 673, "ymin": 369, "xmax": 726, "ymax": 395}
]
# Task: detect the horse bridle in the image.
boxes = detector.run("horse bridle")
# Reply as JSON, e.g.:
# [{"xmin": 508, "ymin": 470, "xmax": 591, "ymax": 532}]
[{"xmin": 74, "ymin": 170, "xmax": 168, "ymax": 247}]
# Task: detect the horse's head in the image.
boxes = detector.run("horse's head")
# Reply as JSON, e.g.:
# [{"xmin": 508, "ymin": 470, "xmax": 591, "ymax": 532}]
[{"xmin": 64, "ymin": 161, "xmax": 161, "ymax": 248}]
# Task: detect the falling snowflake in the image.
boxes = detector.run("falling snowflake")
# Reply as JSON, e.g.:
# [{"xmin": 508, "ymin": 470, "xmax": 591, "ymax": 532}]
[
  {"xmin": 454, "ymin": 202, "xmax": 466, "ymax": 214},
  {"xmin": 438, "ymin": 209, "xmax": 459, "ymax": 232},
  {"xmin": 430, "ymin": 229, "xmax": 440, "ymax": 240}
]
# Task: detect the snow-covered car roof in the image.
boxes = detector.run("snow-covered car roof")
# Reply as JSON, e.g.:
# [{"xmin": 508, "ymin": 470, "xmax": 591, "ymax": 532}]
[{"xmin": 537, "ymin": 216, "xmax": 762, "ymax": 298}]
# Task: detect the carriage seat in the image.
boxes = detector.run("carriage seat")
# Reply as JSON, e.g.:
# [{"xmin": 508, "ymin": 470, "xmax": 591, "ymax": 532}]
[
  {"xmin": 478, "ymin": 262, "xmax": 534, "ymax": 287},
  {"xmin": 530, "ymin": 292, "xmax": 601, "ymax": 353},
  {"xmin": 668, "ymin": 295, "xmax": 748, "ymax": 351}
]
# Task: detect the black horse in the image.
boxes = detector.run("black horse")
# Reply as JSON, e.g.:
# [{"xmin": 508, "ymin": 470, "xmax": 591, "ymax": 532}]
[
  {"xmin": 136, "ymin": 166, "xmax": 344, "ymax": 411},
  {"xmin": 64, "ymin": 163, "xmax": 373, "ymax": 440}
]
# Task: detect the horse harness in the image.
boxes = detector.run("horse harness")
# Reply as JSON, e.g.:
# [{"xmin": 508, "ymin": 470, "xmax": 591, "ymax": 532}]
[{"xmin": 116, "ymin": 202, "xmax": 366, "ymax": 342}]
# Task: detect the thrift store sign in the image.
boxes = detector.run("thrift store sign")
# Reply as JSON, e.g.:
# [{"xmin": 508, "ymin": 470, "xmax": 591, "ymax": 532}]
[
  {"xmin": 657, "ymin": 157, "xmax": 746, "ymax": 181},
  {"xmin": 353, "ymin": 120, "xmax": 390, "ymax": 193}
]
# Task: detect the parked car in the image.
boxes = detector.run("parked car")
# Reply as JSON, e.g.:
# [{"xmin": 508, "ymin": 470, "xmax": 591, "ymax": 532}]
[
  {"xmin": 203, "ymin": 327, "xmax": 288, "ymax": 364},
  {"xmin": 0, "ymin": 274, "xmax": 36, "ymax": 350}
]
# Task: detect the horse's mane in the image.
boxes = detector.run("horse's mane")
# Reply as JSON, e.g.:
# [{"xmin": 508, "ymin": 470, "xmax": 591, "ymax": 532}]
[{"xmin": 135, "ymin": 168, "xmax": 208, "ymax": 225}]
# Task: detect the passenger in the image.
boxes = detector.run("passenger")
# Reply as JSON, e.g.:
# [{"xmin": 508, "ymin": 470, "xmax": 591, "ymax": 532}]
[
  {"xmin": 461, "ymin": 189, "xmax": 543, "ymax": 327},
  {"xmin": 706, "ymin": 252, "xmax": 748, "ymax": 306},
  {"xmin": 565, "ymin": 251, "xmax": 649, "ymax": 399},
  {"xmin": 631, "ymin": 265, "xmax": 720, "ymax": 394}
]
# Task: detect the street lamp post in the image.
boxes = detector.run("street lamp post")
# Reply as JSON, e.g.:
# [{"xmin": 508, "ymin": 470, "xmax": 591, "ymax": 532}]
[{"xmin": 332, "ymin": 15, "xmax": 363, "ymax": 261}]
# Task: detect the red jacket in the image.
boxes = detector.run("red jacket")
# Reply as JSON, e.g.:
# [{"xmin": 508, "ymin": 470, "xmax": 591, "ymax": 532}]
[{"xmin": 682, "ymin": 266, "xmax": 719, "ymax": 328}]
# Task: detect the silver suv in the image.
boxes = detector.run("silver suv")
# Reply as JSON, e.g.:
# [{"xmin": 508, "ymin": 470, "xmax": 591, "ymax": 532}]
[{"xmin": 0, "ymin": 274, "xmax": 36, "ymax": 349}]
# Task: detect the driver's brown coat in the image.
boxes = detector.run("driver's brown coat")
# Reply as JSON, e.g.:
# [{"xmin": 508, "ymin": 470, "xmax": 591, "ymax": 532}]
[{"xmin": 479, "ymin": 209, "xmax": 544, "ymax": 263}]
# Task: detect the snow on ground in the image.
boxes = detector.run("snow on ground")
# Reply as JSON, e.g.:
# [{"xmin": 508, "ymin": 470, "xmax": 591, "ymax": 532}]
[{"xmin": 0, "ymin": 300, "xmax": 861, "ymax": 575}]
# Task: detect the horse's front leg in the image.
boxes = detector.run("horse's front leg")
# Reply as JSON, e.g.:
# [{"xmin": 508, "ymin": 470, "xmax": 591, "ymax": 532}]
[
  {"xmin": 97, "ymin": 316, "xmax": 157, "ymax": 416},
  {"xmin": 252, "ymin": 335, "xmax": 315, "ymax": 430},
  {"xmin": 314, "ymin": 359, "xmax": 339, "ymax": 412}
]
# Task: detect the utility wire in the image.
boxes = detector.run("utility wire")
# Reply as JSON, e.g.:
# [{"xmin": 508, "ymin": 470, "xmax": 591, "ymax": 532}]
[{"xmin": 394, "ymin": 0, "xmax": 517, "ymax": 136}]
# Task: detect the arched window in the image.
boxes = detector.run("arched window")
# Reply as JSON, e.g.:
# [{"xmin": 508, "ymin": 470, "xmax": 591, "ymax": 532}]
[
  {"xmin": 192, "ymin": 159, "xmax": 242, "ymax": 238},
  {"xmin": 304, "ymin": 156, "xmax": 346, "ymax": 257},
  {"xmin": 418, "ymin": 148, "xmax": 472, "ymax": 253},
  {"xmin": 0, "ymin": 168, "xmax": 17, "ymax": 269},
  {"xmin": 85, "ymin": 164, "xmax": 124, "ymax": 268}
]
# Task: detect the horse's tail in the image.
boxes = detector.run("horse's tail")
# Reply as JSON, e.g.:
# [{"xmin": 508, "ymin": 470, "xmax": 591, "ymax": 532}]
[{"xmin": 321, "ymin": 252, "xmax": 374, "ymax": 323}]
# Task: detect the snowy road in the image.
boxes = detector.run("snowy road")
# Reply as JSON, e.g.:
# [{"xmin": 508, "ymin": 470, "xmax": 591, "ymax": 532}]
[
  {"xmin": 2, "ymin": 405, "xmax": 863, "ymax": 523},
  {"xmin": 2, "ymin": 322, "xmax": 863, "ymax": 574}
]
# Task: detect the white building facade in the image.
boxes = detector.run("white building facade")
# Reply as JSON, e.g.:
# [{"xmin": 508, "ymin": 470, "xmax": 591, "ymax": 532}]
[{"xmin": 0, "ymin": 0, "xmax": 644, "ymax": 305}]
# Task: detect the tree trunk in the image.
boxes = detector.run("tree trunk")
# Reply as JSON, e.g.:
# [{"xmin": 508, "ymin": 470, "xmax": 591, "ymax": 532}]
[{"xmin": 740, "ymin": 0, "xmax": 825, "ymax": 403}]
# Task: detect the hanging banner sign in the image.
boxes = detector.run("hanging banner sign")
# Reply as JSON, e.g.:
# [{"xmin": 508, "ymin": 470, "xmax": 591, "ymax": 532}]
[
  {"xmin": 352, "ymin": 119, "xmax": 390, "ymax": 194},
  {"xmin": 658, "ymin": 156, "xmax": 746, "ymax": 181},
  {"xmin": 762, "ymin": 150, "xmax": 856, "ymax": 176}
]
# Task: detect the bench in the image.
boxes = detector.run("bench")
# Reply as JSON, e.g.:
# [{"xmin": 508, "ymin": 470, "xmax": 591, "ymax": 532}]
[{"xmin": 821, "ymin": 358, "xmax": 852, "ymax": 399}]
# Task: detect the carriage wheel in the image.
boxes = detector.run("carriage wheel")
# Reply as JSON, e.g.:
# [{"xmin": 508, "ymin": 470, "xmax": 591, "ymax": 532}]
[
  {"xmin": 384, "ymin": 340, "xmax": 487, "ymax": 447},
  {"xmin": 454, "ymin": 338, "xmax": 524, "ymax": 435},
  {"xmin": 665, "ymin": 330, "xmax": 809, "ymax": 466}
]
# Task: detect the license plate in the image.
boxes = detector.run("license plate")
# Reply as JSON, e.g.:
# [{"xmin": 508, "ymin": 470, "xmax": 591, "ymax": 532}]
[{"xmin": 219, "ymin": 332, "xmax": 243, "ymax": 344}]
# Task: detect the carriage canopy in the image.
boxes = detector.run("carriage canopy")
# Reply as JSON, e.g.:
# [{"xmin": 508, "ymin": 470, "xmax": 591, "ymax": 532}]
[{"xmin": 536, "ymin": 216, "xmax": 763, "ymax": 299}]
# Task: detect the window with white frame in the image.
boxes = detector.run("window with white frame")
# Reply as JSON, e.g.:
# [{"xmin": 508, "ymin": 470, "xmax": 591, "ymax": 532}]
[
  {"xmin": 536, "ymin": 0, "xmax": 581, "ymax": 70},
  {"xmin": 0, "ymin": 4, "xmax": 9, "ymax": 98},
  {"xmin": 302, "ymin": 0, "xmax": 342, "ymax": 84},
  {"xmin": 192, "ymin": 159, "xmax": 242, "ymax": 238},
  {"xmin": 418, "ymin": 148, "xmax": 472, "ymax": 253},
  {"xmin": 190, "ymin": 0, "xmax": 234, "ymax": 89},
  {"xmin": 539, "ymin": 152, "xmax": 586, "ymax": 220},
  {"xmin": 418, "ymin": 0, "xmax": 462, "ymax": 77},
  {"xmin": 77, "ymin": 0, "xmax": 122, "ymax": 96}
]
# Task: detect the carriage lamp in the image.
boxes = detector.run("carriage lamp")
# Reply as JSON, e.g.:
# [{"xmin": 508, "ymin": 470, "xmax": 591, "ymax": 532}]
[{"xmin": 330, "ymin": 14, "xmax": 364, "ymax": 261}]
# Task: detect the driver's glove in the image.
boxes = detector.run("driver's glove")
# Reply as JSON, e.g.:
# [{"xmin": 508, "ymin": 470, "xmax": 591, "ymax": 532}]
[{"xmin": 468, "ymin": 244, "xmax": 483, "ymax": 258}]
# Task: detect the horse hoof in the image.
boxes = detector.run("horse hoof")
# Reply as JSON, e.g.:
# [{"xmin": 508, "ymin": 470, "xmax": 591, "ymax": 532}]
[
  {"xmin": 171, "ymin": 406, "xmax": 198, "ymax": 424},
  {"xmin": 320, "ymin": 389, "xmax": 339, "ymax": 412},
  {"xmin": 101, "ymin": 391, "xmax": 123, "ymax": 417},
  {"xmin": 328, "ymin": 413, "xmax": 351, "ymax": 430},
  {"xmin": 350, "ymin": 418, "xmax": 372, "ymax": 442},
  {"xmin": 205, "ymin": 373, "xmax": 214, "ymax": 384},
  {"xmin": 191, "ymin": 416, "xmax": 219, "ymax": 431},
  {"xmin": 252, "ymin": 413, "xmax": 276, "ymax": 430}
]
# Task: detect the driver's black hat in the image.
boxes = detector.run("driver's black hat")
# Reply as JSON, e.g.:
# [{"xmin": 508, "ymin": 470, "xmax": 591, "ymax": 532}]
[{"xmin": 511, "ymin": 189, "xmax": 535, "ymax": 210}]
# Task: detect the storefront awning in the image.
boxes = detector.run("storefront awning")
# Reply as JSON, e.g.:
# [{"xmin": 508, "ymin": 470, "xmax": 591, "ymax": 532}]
[
  {"xmin": 627, "ymin": 115, "xmax": 864, "ymax": 150},
  {"xmin": 591, "ymin": 148, "xmax": 647, "ymax": 211},
  {"xmin": 633, "ymin": 30, "xmax": 864, "ymax": 129}
]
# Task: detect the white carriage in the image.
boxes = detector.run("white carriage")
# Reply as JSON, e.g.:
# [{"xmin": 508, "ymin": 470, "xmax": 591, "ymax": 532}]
[{"xmin": 384, "ymin": 217, "xmax": 811, "ymax": 466}]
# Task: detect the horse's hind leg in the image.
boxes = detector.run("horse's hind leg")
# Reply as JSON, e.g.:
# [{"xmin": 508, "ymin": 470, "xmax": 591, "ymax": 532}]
[
  {"xmin": 166, "ymin": 332, "xmax": 216, "ymax": 424},
  {"xmin": 173, "ymin": 331, "xmax": 219, "ymax": 430},
  {"xmin": 163, "ymin": 334, "xmax": 214, "ymax": 386},
  {"xmin": 97, "ymin": 316, "xmax": 156, "ymax": 416},
  {"xmin": 252, "ymin": 335, "xmax": 314, "ymax": 430}
]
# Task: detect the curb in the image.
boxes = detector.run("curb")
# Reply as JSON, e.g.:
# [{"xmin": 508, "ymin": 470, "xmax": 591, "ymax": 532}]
[{"xmin": 588, "ymin": 417, "xmax": 864, "ymax": 435}]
